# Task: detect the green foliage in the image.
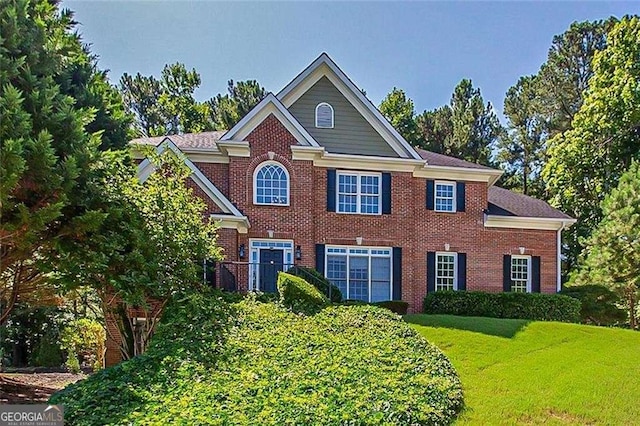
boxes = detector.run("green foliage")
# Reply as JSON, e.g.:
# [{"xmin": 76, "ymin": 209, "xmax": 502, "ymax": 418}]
[
  {"xmin": 51, "ymin": 291, "xmax": 463, "ymax": 425},
  {"xmin": 379, "ymin": 87, "xmax": 419, "ymax": 145},
  {"xmin": 374, "ymin": 300, "xmax": 409, "ymax": 315},
  {"xmin": 572, "ymin": 160, "xmax": 640, "ymax": 329},
  {"xmin": 423, "ymin": 291, "xmax": 580, "ymax": 322},
  {"xmin": 277, "ymin": 272, "xmax": 329, "ymax": 315},
  {"xmin": 406, "ymin": 314, "xmax": 640, "ymax": 424},
  {"xmin": 60, "ymin": 319, "xmax": 106, "ymax": 372},
  {"xmin": 207, "ymin": 79, "xmax": 266, "ymax": 130},
  {"xmin": 560, "ymin": 285, "xmax": 627, "ymax": 326},
  {"xmin": 31, "ymin": 334, "xmax": 64, "ymax": 368},
  {"xmin": 286, "ymin": 266, "xmax": 342, "ymax": 302},
  {"xmin": 543, "ymin": 16, "xmax": 640, "ymax": 269},
  {"xmin": 415, "ymin": 79, "xmax": 503, "ymax": 166}
]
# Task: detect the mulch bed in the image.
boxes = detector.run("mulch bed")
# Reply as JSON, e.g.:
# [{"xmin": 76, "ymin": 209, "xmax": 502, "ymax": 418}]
[{"xmin": 0, "ymin": 373, "xmax": 86, "ymax": 404}]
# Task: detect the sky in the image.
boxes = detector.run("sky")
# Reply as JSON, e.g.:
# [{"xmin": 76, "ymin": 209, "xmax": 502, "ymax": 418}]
[{"xmin": 63, "ymin": 1, "xmax": 638, "ymax": 125}]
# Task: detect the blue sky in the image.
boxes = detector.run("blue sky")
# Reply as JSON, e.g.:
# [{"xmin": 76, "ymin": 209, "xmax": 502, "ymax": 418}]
[{"xmin": 64, "ymin": 1, "xmax": 638, "ymax": 124}]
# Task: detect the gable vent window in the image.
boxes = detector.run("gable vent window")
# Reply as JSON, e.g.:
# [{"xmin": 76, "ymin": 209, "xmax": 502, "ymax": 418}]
[{"xmin": 315, "ymin": 102, "xmax": 334, "ymax": 128}]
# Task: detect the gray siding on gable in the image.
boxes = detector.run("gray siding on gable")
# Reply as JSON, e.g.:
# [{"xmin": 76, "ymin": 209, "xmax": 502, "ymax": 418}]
[{"xmin": 288, "ymin": 77, "xmax": 399, "ymax": 157}]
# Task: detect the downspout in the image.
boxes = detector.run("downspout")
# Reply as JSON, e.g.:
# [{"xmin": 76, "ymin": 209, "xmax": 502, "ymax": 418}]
[{"xmin": 556, "ymin": 222, "xmax": 567, "ymax": 292}]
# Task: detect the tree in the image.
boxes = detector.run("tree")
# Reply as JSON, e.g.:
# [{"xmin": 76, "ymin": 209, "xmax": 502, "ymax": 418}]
[
  {"xmin": 571, "ymin": 161, "xmax": 640, "ymax": 329},
  {"xmin": 416, "ymin": 79, "xmax": 502, "ymax": 166},
  {"xmin": 0, "ymin": 0, "xmax": 129, "ymax": 324},
  {"xmin": 543, "ymin": 16, "xmax": 640, "ymax": 270},
  {"xmin": 120, "ymin": 63, "xmax": 213, "ymax": 137},
  {"xmin": 50, "ymin": 150, "xmax": 222, "ymax": 359},
  {"xmin": 379, "ymin": 88, "xmax": 419, "ymax": 145},
  {"xmin": 497, "ymin": 76, "xmax": 547, "ymax": 196},
  {"xmin": 207, "ymin": 79, "xmax": 266, "ymax": 130}
]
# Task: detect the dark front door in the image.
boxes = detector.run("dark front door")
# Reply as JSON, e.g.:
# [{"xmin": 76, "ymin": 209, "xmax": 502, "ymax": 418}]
[{"xmin": 259, "ymin": 249, "xmax": 284, "ymax": 293}]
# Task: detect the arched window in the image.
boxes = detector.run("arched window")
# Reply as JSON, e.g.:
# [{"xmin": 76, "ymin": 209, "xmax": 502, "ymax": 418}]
[
  {"xmin": 315, "ymin": 102, "xmax": 334, "ymax": 128},
  {"xmin": 254, "ymin": 162, "xmax": 290, "ymax": 205}
]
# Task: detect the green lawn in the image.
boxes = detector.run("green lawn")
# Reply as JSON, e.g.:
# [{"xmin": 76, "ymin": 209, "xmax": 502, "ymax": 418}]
[{"xmin": 405, "ymin": 315, "xmax": 640, "ymax": 425}]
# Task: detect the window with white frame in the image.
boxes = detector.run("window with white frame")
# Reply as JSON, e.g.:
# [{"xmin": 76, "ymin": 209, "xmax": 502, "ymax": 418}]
[
  {"xmin": 325, "ymin": 246, "xmax": 392, "ymax": 302},
  {"xmin": 315, "ymin": 102, "xmax": 334, "ymax": 128},
  {"xmin": 436, "ymin": 253, "xmax": 457, "ymax": 291},
  {"xmin": 511, "ymin": 256, "xmax": 530, "ymax": 293},
  {"xmin": 337, "ymin": 172, "xmax": 381, "ymax": 215},
  {"xmin": 254, "ymin": 162, "xmax": 289, "ymax": 205},
  {"xmin": 435, "ymin": 181, "xmax": 456, "ymax": 212}
]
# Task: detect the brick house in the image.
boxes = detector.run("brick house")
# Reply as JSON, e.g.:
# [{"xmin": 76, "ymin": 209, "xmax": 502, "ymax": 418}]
[{"xmin": 130, "ymin": 52, "xmax": 574, "ymax": 327}]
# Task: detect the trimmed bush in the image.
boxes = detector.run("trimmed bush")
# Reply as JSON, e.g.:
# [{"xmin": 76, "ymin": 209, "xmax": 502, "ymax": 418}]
[
  {"xmin": 287, "ymin": 266, "xmax": 342, "ymax": 302},
  {"xmin": 374, "ymin": 300, "xmax": 409, "ymax": 315},
  {"xmin": 561, "ymin": 285, "xmax": 627, "ymax": 326},
  {"xmin": 51, "ymin": 290, "xmax": 463, "ymax": 425},
  {"xmin": 277, "ymin": 272, "xmax": 329, "ymax": 314},
  {"xmin": 424, "ymin": 291, "xmax": 581, "ymax": 322}
]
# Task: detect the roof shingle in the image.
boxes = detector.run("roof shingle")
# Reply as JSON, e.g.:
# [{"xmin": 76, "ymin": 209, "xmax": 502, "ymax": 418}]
[
  {"xmin": 129, "ymin": 131, "xmax": 226, "ymax": 150},
  {"xmin": 487, "ymin": 186, "xmax": 572, "ymax": 219},
  {"xmin": 417, "ymin": 148, "xmax": 496, "ymax": 170}
]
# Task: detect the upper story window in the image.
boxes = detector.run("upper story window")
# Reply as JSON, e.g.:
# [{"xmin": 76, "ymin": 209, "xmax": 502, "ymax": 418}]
[
  {"xmin": 511, "ymin": 255, "xmax": 531, "ymax": 293},
  {"xmin": 436, "ymin": 252, "xmax": 457, "ymax": 291},
  {"xmin": 315, "ymin": 102, "xmax": 334, "ymax": 128},
  {"xmin": 337, "ymin": 171, "xmax": 381, "ymax": 215},
  {"xmin": 254, "ymin": 161, "xmax": 289, "ymax": 206},
  {"xmin": 435, "ymin": 181, "xmax": 456, "ymax": 212}
]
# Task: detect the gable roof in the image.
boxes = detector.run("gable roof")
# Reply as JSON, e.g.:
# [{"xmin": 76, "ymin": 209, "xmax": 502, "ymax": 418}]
[
  {"xmin": 220, "ymin": 93, "xmax": 320, "ymax": 146},
  {"xmin": 277, "ymin": 53, "xmax": 422, "ymax": 160},
  {"xmin": 130, "ymin": 131, "xmax": 226, "ymax": 151},
  {"xmin": 487, "ymin": 186, "xmax": 572, "ymax": 219},
  {"xmin": 136, "ymin": 139, "xmax": 250, "ymax": 233}
]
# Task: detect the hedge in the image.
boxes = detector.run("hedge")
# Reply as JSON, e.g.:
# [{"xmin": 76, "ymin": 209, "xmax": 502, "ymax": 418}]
[
  {"xmin": 287, "ymin": 266, "xmax": 342, "ymax": 302},
  {"xmin": 424, "ymin": 291, "xmax": 581, "ymax": 322},
  {"xmin": 560, "ymin": 285, "xmax": 627, "ymax": 326},
  {"xmin": 51, "ymin": 289, "xmax": 463, "ymax": 425},
  {"xmin": 277, "ymin": 272, "xmax": 329, "ymax": 315}
]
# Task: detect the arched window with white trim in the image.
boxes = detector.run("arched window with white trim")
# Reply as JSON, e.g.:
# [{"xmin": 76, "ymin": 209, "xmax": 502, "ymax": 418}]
[
  {"xmin": 253, "ymin": 161, "xmax": 290, "ymax": 206},
  {"xmin": 315, "ymin": 102, "xmax": 334, "ymax": 128}
]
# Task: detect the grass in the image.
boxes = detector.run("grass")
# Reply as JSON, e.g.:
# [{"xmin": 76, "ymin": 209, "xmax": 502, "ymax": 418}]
[{"xmin": 405, "ymin": 314, "xmax": 640, "ymax": 425}]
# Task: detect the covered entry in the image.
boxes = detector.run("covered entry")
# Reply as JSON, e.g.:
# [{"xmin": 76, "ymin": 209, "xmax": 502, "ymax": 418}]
[{"xmin": 249, "ymin": 239, "xmax": 294, "ymax": 292}]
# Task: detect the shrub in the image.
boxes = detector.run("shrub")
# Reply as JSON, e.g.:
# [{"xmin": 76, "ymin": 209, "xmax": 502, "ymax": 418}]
[
  {"xmin": 51, "ymin": 290, "xmax": 463, "ymax": 425},
  {"xmin": 374, "ymin": 300, "xmax": 409, "ymax": 315},
  {"xmin": 424, "ymin": 291, "xmax": 581, "ymax": 322},
  {"xmin": 287, "ymin": 266, "xmax": 342, "ymax": 302},
  {"xmin": 277, "ymin": 272, "xmax": 329, "ymax": 315},
  {"xmin": 561, "ymin": 285, "xmax": 627, "ymax": 326},
  {"xmin": 60, "ymin": 319, "xmax": 106, "ymax": 372}
]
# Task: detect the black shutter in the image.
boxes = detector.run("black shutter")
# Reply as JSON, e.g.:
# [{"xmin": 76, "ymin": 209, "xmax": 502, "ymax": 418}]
[
  {"xmin": 392, "ymin": 247, "xmax": 402, "ymax": 300},
  {"xmin": 382, "ymin": 173, "xmax": 392, "ymax": 214},
  {"xmin": 427, "ymin": 252, "xmax": 436, "ymax": 293},
  {"xmin": 456, "ymin": 182, "xmax": 466, "ymax": 212},
  {"xmin": 503, "ymin": 255, "xmax": 512, "ymax": 292},
  {"xmin": 426, "ymin": 180, "xmax": 435, "ymax": 210},
  {"xmin": 205, "ymin": 259, "xmax": 216, "ymax": 288},
  {"xmin": 327, "ymin": 170, "xmax": 336, "ymax": 212},
  {"xmin": 457, "ymin": 253, "xmax": 467, "ymax": 291},
  {"xmin": 315, "ymin": 244, "xmax": 325, "ymax": 275},
  {"xmin": 531, "ymin": 256, "xmax": 541, "ymax": 293}
]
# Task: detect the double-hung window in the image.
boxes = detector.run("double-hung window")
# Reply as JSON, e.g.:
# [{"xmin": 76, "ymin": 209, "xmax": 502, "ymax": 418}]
[
  {"xmin": 435, "ymin": 181, "xmax": 456, "ymax": 212},
  {"xmin": 436, "ymin": 253, "xmax": 457, "ymax": 291},
  {"xmin": 325, "ymin": 246, "xmax": 392, "ymax": 302},
  {"xmin": 337, "ymin": 172, "xmax": 381, "ymax": 215},
  {"xmin": 511, "ymin": 255, "xmax": 531, "ymax": 293}
]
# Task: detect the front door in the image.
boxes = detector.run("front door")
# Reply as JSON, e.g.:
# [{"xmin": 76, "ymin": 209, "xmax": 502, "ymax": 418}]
[{"xmin": 259, "ymin": 249, "xmax": 284, "ymax": 293}]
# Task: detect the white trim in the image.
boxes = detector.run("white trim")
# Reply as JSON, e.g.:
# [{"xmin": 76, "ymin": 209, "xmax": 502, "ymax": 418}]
[
  {"xmin": 435, "ymin": 252, "xmax": 458, "ymax": 291},
  {"xmin": 277, "ymin": 53, "xmax": 422, "ymax": 160},
  {"xmin": 248, "ymin": 239, "xmax": 295, "ymax": 291},
  {"xmin": 511, "ymin": 255, "xmax": 532, "ymax": 293},
  {"xmin": 484, "ymin": 214, "xmax": 577, "ymax": 231},
  {"xmin": 217, "ymin": 141, "xmax": 251, "ymax": 158},
  {"xmin": 315, "ymin": 102, "xmax": 334, "ymax": 128},
  {"xmin": 414, "ymin": 164, "xmax": 503, "ymax": 186},
  {"xmin": 336, "ymin": 170, "xmax": 382, "ymax": 215},
  {"xmin": 434, "ymin": 181, "xmax": 457, "ymax": 213},
  {"xmin": 210, "ymin": 214, "xmax": 250, "ymax": 234},
  {"xmin": 324, "ymin": 245, "xmax": 393, "ymax": 302},
  {"xmin": 137, "ymin": 139, "xmax": 248, "ymax": 223},
  {"xmin": 221, "ymin": 93, "xmax": 320, "ymax": 147},
  {"xmin": 253, "ymin": 161, "xmax": 290, "ymax": 206}
]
